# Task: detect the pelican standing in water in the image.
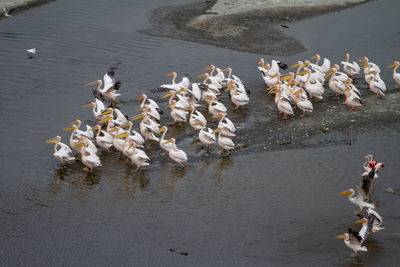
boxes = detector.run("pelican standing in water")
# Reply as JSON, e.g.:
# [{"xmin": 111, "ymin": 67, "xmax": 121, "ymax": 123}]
[
  {"xmin": 163, "ymin": 138, "xmax": 188, "ymax": 168},
  {"xmin": 336, "ymin": 228, "xmax": 367, "ymax": 257},
  {"xmin": 388, "ymin": 61, "xmax": 400, "ymax": 88},
  {"xmin": 156, "ymin": 126, "xmax": 177, "ymax": 155},
  {"xmin": 196, "ymin": 122, "xmax": 216, "ymax": 152},
  {"xmin": 213, "ymin": 127, "xmax": 235, "ymax": 156},
  {"xmin": 74, "ymin": 142, "xmax": 102, "ymax": 172},
  {"xmin": 46, "ymin": 136, "xmax": 75, "ymax": 165}
]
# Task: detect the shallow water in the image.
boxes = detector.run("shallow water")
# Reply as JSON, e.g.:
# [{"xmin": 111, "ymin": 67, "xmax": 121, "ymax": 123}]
[{"xmin": 0, "ymin": 0, "xmax": 400, "ymax": 266}]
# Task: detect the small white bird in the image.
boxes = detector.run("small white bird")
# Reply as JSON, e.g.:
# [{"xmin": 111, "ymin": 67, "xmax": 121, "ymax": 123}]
[
  {"xmin": 2, "ymin": 7, "xmax": 15, "ymax": 17},
  {"xmin": 27, "ymin": 48, "xmax": 36, "ymax": 58}
]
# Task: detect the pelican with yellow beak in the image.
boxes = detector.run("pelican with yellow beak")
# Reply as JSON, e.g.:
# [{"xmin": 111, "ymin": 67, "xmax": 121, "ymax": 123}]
[
  {"xmin": 291, "ymin": 88, "xmax": 313, "ymax": 117},
  {"xmin": 126, "ymin": 142, "xmax": 150, "ymax": 171},
  {"xmin": 343, "ymin": 86, "xmax": 362, "ymax": 112},
  {"xmin": 226, "ymin": 81, "xmax": 249, "ymax": 111},
  {"xmin": 160, "ymin": 72, "xmax": 190, "ymax": 92},
  {"xmin": 336, "ymin": 228, "xmax": 367, "ymax": 257},
  {"xmin": 156, "ymin": 126, "xmax": 177, "ymax": 154},
  {"xmin": 213, "ymin": 113, "xmax": 236, "ymax": 137},
  {"xmin": 341, "ymin": 53, "xmax": 360, "ymax": 78},
  {"xmin": 91, "ymin": 125, "xmax": 113, "ymax": 151},
  {"xmin": 339, "ymin": 187, "xmax": 375, "ymax": 214},
  {"xmin": 359, "ymin": 57, "xmax": 381, "ymax": 74},
  {"xmin": 388, "ymin": 61, "xmax": 400, "ymax": 87},
  {"xmin": 163, "ymin": 138, "xmax": 188, "ymax": 168},
  {"xmin": 131, "ymin": 113, "xmax": 160, "ymax": 142},
  {"xmin": 46, "ymin": 136, "xmax": 75, "ymax": 165},
  {"xmin": 85, "ymin": 67, "xmax": 121, "ymax": 103},
  {"xmin": 83, "ymin": 98, "xmax": 106, "ymax": 120},
  {"xmin": 207, "ymin": 95, "xmax": 227, "ymax": 116},
  {"xmin": 196, "ymin": 73, "xmax": 221, "ymax": 95},
  {"xmin": 310, "ymin": 54, "xmax": 331, "ymax": 74},
  {"xmin": 74, "ymin": 141, "xmax": 102, "ymax": 172},
  {"xmin": 204, "ymin": 64, "xmax": 225, "ymax": 84},
  {"xmin": 213, "ymin": 127, "xmax": 235, "ymax": 156},
  {"xmin": 366, "ymin": 70, "xmax": 386, "ymax": 98},
  {"xmin": 196, "ymin": 122, "xmax": 216, "ymax": 152},
  {"xmin": 298, "ymin": 70, "xmax": 324, "ymax": 101},
  {"xmin": 188, "ymin": 105, "xmax": 207, "ymax": 131}
]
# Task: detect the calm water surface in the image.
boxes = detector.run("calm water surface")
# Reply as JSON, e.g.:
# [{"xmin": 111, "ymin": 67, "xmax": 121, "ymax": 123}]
[{"xmin": 0, "ymin": 0, "xmax": 400, "ymax": 266}]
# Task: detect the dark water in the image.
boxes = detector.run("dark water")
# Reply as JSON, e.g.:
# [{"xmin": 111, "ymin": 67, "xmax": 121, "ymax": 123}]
[{"xmin": 0, "ymin": 0, "xmax": 400, "ymax": 266}]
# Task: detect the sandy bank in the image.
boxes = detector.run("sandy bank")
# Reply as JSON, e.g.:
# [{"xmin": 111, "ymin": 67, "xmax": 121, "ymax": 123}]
[
  {"xmin": 0, "ymin": 0, "xmax": 53, "ymax": 17},
  {"xmin": 143, "ymin": 0, "xmax": 370, "ymax": 55}
]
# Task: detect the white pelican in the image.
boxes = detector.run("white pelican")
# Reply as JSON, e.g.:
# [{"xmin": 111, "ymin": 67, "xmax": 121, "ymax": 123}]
[
  {"xmin": 166, "ymin": 100, "xmax": 188, "ymax": 126},
  {"xmin": 299, "ymin": 70, "xmax": 324, "ymax": 101},
  {"xmin": 161, "ymin": 72, "xmax": 190, "ymax": 92},
  {"xmin": 46, "ymin": 136, "xmax": 75, "ymax": 165},
  {"xmin": 126, "ymin": 142, "xmax": 150, "ymax": 171},
  {"xmin": 163, "ymin": 138, "xmax": 188, "ymax": 168},
  {"xmin": 367, "ymin": 70, "xmax": 386, "ymax": 98},
  {"xmin": 83, "ymin": 98, "xmax": 106, "ymax": 120},
  {"xmin": 227, "ymin": 81, "xmax": 250, "ymax": 111},
  {"xmin": 387, "ymin": 61, "xmax": 400, "ymax": 88},
  {"xmin": 74, "ymin": 142, "xmax": 102, "ymax": 172},
  {"xmin": 91, "ymin": 125, "xmax": 113, "ymax": 151},
  {"xmin": 213, "ymin": 113, "xmax": 236, "ymax": 137},
  {"xmin": 256, "ymin": 59, "xmax": 270, "ymax": 77},
  {"xmin": 359, "ymin": 57, "xmax": 381, "ymax": 74},
  {"xmin": 269, "ymin": 88, "xmax": 294, "ymax": 119},
  {"xmin": 196, "ymin": 122, "xmax": 216, "ymax": 152},
  {"xmin": 131, "ymin": 113, "xmax": 160, "ymax": 142},
  {"xmin": 355, "ymin": 208, "xmax": 384, "ymax": 241},
  {"xmin": 222, "ymin": 67, "xmax": 244, "ymax": 88},
  {"xmin": 310, "ymin": 54, "xmax": 331, "ymax": 73},
  {"xmin": 72, "ymin": 119, "xmax": 94, "ymax": 139},
  {"xmin": 78, "ymin": 136, "xmax": 98, "ymax": 155},
  {"xmin": 85, "ymin": 67, "xmax": 121, "ymax": 103},
  {"xmin": 336, "ymin": 228, "xmax": 367, "ymax": 257},
  {"xmin": 207, "ymin": 96, "xmax": 227, "ymax": 116},
  {"xmin": 138, "ymin": 93, "xmax": 161, "ymax": 111},
  {"xmin": 343, "ymin": 86, "xmax": 362, "ymax": 112},
  {"xmin": 161, "ymin": 89, "xmax": 190, "ymax": 109},
  {"xmin": 121, "ymin": 122, "xmax": 145, "ymax": 148},
  {"xmin": 156, "ymin": 126, "xmax": 177, "ymax": 154},
  {"xmin": 341, "ymin": 53, "xmax": 360, "ymax": 78},
  {"xmin": 291, "ymin": 88, "xmax": 313, "ymax": 117},
  {"xmin": 204, "ymin": 65, "xmax": 225, "ymax": 84},
  {"xmin": 213, "ymin": 127, "xmax": 235, "ymax": 156},
  {"xmin": 196, "ymin": 73, "xmax": 221, "ymax": 95},
  {"xmin": 188, "ymin": 106, "xmax": 207, "ymax": 131},
  {"xmin": 2, "ymin": 7, "xmax": 15, "ymax": 17},
  {"xmin": 339, "ymin": 187, "xmax": 375, "ymax": 214}
]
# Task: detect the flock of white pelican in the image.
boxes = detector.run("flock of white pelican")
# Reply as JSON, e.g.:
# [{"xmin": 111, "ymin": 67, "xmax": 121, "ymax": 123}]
[
  {"xmin": 337, "ymin": 155, "xmax": 385, "ymax": 257},
  {"xmin": 46, "ymin": 65, "xmax": 249, "ymax": 171},
  {"xmin": 258, "ymin": 54, "xmax": 400, "ymax": 119}
]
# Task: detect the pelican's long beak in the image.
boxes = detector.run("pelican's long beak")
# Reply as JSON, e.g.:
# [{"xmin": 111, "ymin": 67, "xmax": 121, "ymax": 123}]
[
  {"xmin": 361, "ymin": 65, "xmax": 369, "ymax": 69},
  {"xmin": 289, "ymin": 63, "xmax": 300, "ymax": 69},
  {"xmin": 156, "ymin": 128, "xmax": 166, "ymax": 134},
  {"xmin": 137, "ymin": 95, "xmax": 144, "ymax": 100},
  {"xmin": 131, "ymin": 114, "xmax": 145, "ymax": 121},
  {"xmin": 45, "ymin": 137, "xmax": 58, "ymax": 144},
  {"xmin": 115, "ymin": 132, "xmax": 129, "ymax": 139},
  {"xmin": 211, "ymin": 114, "xmax": 224, "ymax": 119},
  {"xmin": 165, "ymin": 72, "xmax": 174, "ymax": 77},
  {"xmin": 163, "ymin": 139, "xmax": 173, "ymax": 145},
  {"xmin": 325, "ymin": 70, "xmax": 334, "ymax": 78},
  {"xmin": 358, "ymin": 58, "xmax": 367, "ymax": 62},
  {"xmin": 310, "ymin": 55, "xmax": 318, "ymax": 60},
  {"xmin": 297, "ymin": 71, "xmax": 309, "ymax": 76},
  {"xmin": 336, "ymin": 235, "xmax": 347, "ymax": 239},
  {"xmin": 293, "ymin": 90, "xmax": 302, "ymax": 96},
  {"xmin": 221, "ymin": 68, "xmax": 230, "ymax": 72},
  {"xmin": 355, "ymin": 218, "xmax": 367, "ymax": 224},
  {"xmin": 196, "ymin": 74, "xmax": 207, "ymax": 79},
  {"xmin": 73, "ymin": 142, "xmax": 85, "ymax": 149},
  {"xmin": 339, "ymin": 190, "xmax": 352, "ymax": 196},
  {"xmin": 280, "ymin": 74, "xmax": 292, "ymax": 82},
  {"xmin": 98, "ymin": 116, "xmax": 112, "ymax": 124},
  {"xmin": 62, "ymin": 127, "xmax": 74, "ymax": 131},
  {"xmin": 121, "ymin": 123, "xmax": 131, "ymax": 128},
  {"xmin": 193, "ymin": 122, "xmax": 204, "ymax": 126},
  {"xmin": 85, "ymin": 81, "xmax": 100, "ymax": 86},
  {"xmin": 343, "ymin": 79, "xmax": 352, "ymax": 84},
  {"xmin": 387, "ymin": 63, "xmax": 396, "ymax": 68},
  {"xmin": 83, "ymin": 103, "xmax": 94, "ymax": 108},
  {"xmin": 107, "ymin": 128, "xmax": 118, "ymax": 133},
  {"xmin": 161, "ymin": 91, "xmax": 174, "ymax": 99},
  {"xmin": 101, "ymin": 109, "xmax": 112, "ymax": 116},
  {"xmin": 203, "ymin": 65, "xmax": 213, "ymax": 71}
]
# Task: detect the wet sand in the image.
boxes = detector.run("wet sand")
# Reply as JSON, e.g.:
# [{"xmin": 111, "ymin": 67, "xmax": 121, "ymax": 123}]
[{"xmin": 143, "ymin": 0, "xmax": 371, "ymax": 55}]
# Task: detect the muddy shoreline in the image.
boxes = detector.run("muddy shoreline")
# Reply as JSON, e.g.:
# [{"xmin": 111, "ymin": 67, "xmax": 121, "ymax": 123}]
[
  {"xmin": 142, "ymin": 0, "xmax": 371, "ymax": 55},
  {"xmin": 0, "ymin": 0, "xmax": 54, "ymax": 18}
]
